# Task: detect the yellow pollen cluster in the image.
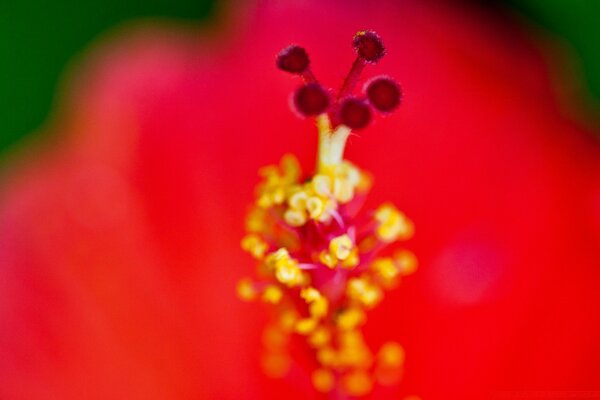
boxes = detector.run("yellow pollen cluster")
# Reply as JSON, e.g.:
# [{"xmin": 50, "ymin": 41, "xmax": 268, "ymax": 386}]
[
  {"xmin": 237, "ymin": 115, "xmax": 417, "ymax": 397},
  {"xmin": 375, "ymin": 203, "xmax": 415, "ymax": 242},
  {"xmin": 265, "ymin": 248, "xmax": 307, "ymax": 287},
  {"xmin": 320, "ymin": 234, "xmax": 359, "ymax": 268},
  {"xmin": 281, "ymin": 161, "xmax": 366, "ymax": 227}
]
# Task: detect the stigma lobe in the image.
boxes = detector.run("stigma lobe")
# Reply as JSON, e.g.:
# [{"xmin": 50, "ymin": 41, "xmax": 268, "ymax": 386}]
[
  {"xmin": 276, "ymin": 45, "xmax": 310, "ymax": 74},
  {"xmin": 277, "ymin": 30, "xmax": 400, "ymax": 129},
  {"xmin": 294, "ymin": 83, "xmax": 330, "ymax": 116},
  {"xmin": 353, "ymin": 30, "xmax": 385, "ymax": 63}
]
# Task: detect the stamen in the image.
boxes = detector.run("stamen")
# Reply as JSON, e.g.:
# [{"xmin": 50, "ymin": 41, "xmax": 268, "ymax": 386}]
[
  {"xmin": 293, "ymin": 83, "xmax": 330, "ymax": 116},
  {"xmin": 339, "ymin": 97, "xmax": 372, "ymax": 130},
  {"xmin": 366, "ymin": 76, "xmax": 402, "ymax": 113}
]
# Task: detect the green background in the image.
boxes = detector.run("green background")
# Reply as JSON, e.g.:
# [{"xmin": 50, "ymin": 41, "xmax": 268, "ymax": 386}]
[{"xmin": 0, "ymin": 0, "xmax": 598, "ymax": 156}]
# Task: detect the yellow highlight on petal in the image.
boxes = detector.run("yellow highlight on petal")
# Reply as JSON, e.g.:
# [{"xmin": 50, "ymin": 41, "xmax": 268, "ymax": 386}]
[{"xmin": 312, "ymin": 368, "xmax": 335, "ymax": 393}]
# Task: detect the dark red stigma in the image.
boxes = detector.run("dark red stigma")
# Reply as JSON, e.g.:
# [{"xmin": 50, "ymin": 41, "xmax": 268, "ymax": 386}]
[
  {"xmin": 294, "ymin": 83, "xmax": 330, "ymax": 116},
  {"xmin": 276, "ymin": 45, "xmax": 310, "ymax": 74},
  {"xmin": 366, "ymin": 76, "xmax": 402, "ymax": 113},
  {"xmin": 277, "ymin": 31, "xmax": 401, "ymax": 129},
  {"xmin": 353, "ymin": 31, "xmax": 385, "ymax": 63},
  {"xmin": 339, "ymin": 98, "xmax": 372, "ymax": 130}
]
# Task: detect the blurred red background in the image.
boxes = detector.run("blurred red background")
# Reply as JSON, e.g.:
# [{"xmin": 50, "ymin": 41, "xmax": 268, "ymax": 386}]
[{"xmin": 0, "ymin": 1, "xmax": 599, "ymax": 399}]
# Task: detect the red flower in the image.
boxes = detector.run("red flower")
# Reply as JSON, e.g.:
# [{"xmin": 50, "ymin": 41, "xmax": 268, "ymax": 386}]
[{"xmin": 1, "ymin": 2, "xmax": 599, "ymax": 400}]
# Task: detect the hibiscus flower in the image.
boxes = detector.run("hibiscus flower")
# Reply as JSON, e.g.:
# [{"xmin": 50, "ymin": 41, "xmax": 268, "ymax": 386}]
[{"xmin": 1, "ymin": 1, "xmax": 599, "ymax": 400}]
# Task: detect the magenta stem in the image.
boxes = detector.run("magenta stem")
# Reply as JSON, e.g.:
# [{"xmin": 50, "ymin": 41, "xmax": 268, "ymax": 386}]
[
  {"xmin": 338, "ymin": 57, "xmax": 365, "ymax": 100},
  {"xmin": 302, "ymin": 68, "xmax": 317, "ymax": 83}
]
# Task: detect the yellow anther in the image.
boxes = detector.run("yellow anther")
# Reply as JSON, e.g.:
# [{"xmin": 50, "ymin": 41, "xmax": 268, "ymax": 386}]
[
  {"xmin": 288, "ymin": 190, "xmax": 308, "ymax": 210},
  {"xmin": 275, "ymin": 262, "xmax": 303, "ymax": 287},
  {"xmin": 378, "ymin": 342, "xmax": 405, "ymax": 368},
  {"xmin": 256, "ymin": 155, "xmax": 301, "ymax": 210},
  {"xmin": 342, "ymin": 370, "xmax": 373, "ymax": 396},
  {"xmin": 338, "ymin": 346, "xmax": 372, "ymax": 369},
  {"xmin": 371, "ymin": 257, "xmax": 400, "ymax": 283},
  {"xmin": 312, "ymin": 174, "xmax": 332, "ymax": 196},
  {"xmin": 394, "ymin": 249, "xmax": 418, "ymax": 276},
  {"xmin": 312, "ymin": 368, "xmax": 335, "ymax": 393},
  {"xmin": 357, "ymin": 170, "xmax": 373, "ymax": 192},
  {"xmin": 333, "ymin": 178, "xmax": 354, "ymax": 203},
  {"xmin": 295, "ymin": 318, "xmax": 318, "ymax": 335},
  {"xmin": 347, "ymin": 277, "xmax": 382, "ymax": 308},
  {"xmin": 341, "ymin": 248, "xmax": 360, "ymax": 268},
  {"xmin": 241, "ymin": 234, "xmax": 269, "ymax": 259},
  {"xmin": 337, "ymin": 308, "xmax": 366, "ymax": 330},
  {"xmin": 339, "ymin": 330, "xmax": 364, "ymax": 347},
  {"xmin": 309, "ymin": 297, "xmax": 329, "ymax": 319},
  {"xmin": 306, "ymin": 196, "xmax": 324, "ymax": 219},
  {"xmin": 267, "ymin": 249, "xmax": 304, "ymax": 287},
  {"xmin": 262, "ymin": 285, "xmax": 283, "ymax": 304},
  {"xmin": 319, "ymin": 250, "xmax": 337, "ymax": 268},
  {"xmin": 280, "ymin": 153, "xmax": 301, "ymax": 181},
  {"xmin": 317, "ymin": 347, "xmax": 337, "ymax": 367},
  {"xmin": 272, "ymin": 187, "xmax": 286, "ymax": 204},
  {"xmin": 337, "ymin": 331, "xmax": 373, "ymax": 368},
  {"xmin": 347, "ymin": 278, "xmax": 368, "ymax": 298},
  {"xmin": 330, "ymin": 234, "xmax": 354, "ymax": 261},
  {"xmin": 301, "ymin": 288, "xmax": 328, "ymax": 319},
  {"xmin": 300, "ymin": 287, "xmax": 321, "ymax": 302},
  {"xmin": 374, "ymin": 203, "xmax": 414, "ymax": 242},
  {"xmin": 284, "ymin": 208, "xmax": 307, "ymax": 227},
  {"xmin": 236, "ymin": 278, "xmax": 257, "ymax": 301},
  {"xmin": 245, "ymin": 207, "xmax": 268, "ymax": 233},
  {"xmin": 308, "ymin": 327, "xmax": 331, "ymax": 348},
  {"xmin": 257, "ymin": 194, "xmax": 273, "ymax": 209},
  {"xmin": 362, "ymin": 287, "xmax": 383, "ymax": 307},
  {"xmin": 279, "ymin": 309, "xmax": 299, "ymax": 332}
]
